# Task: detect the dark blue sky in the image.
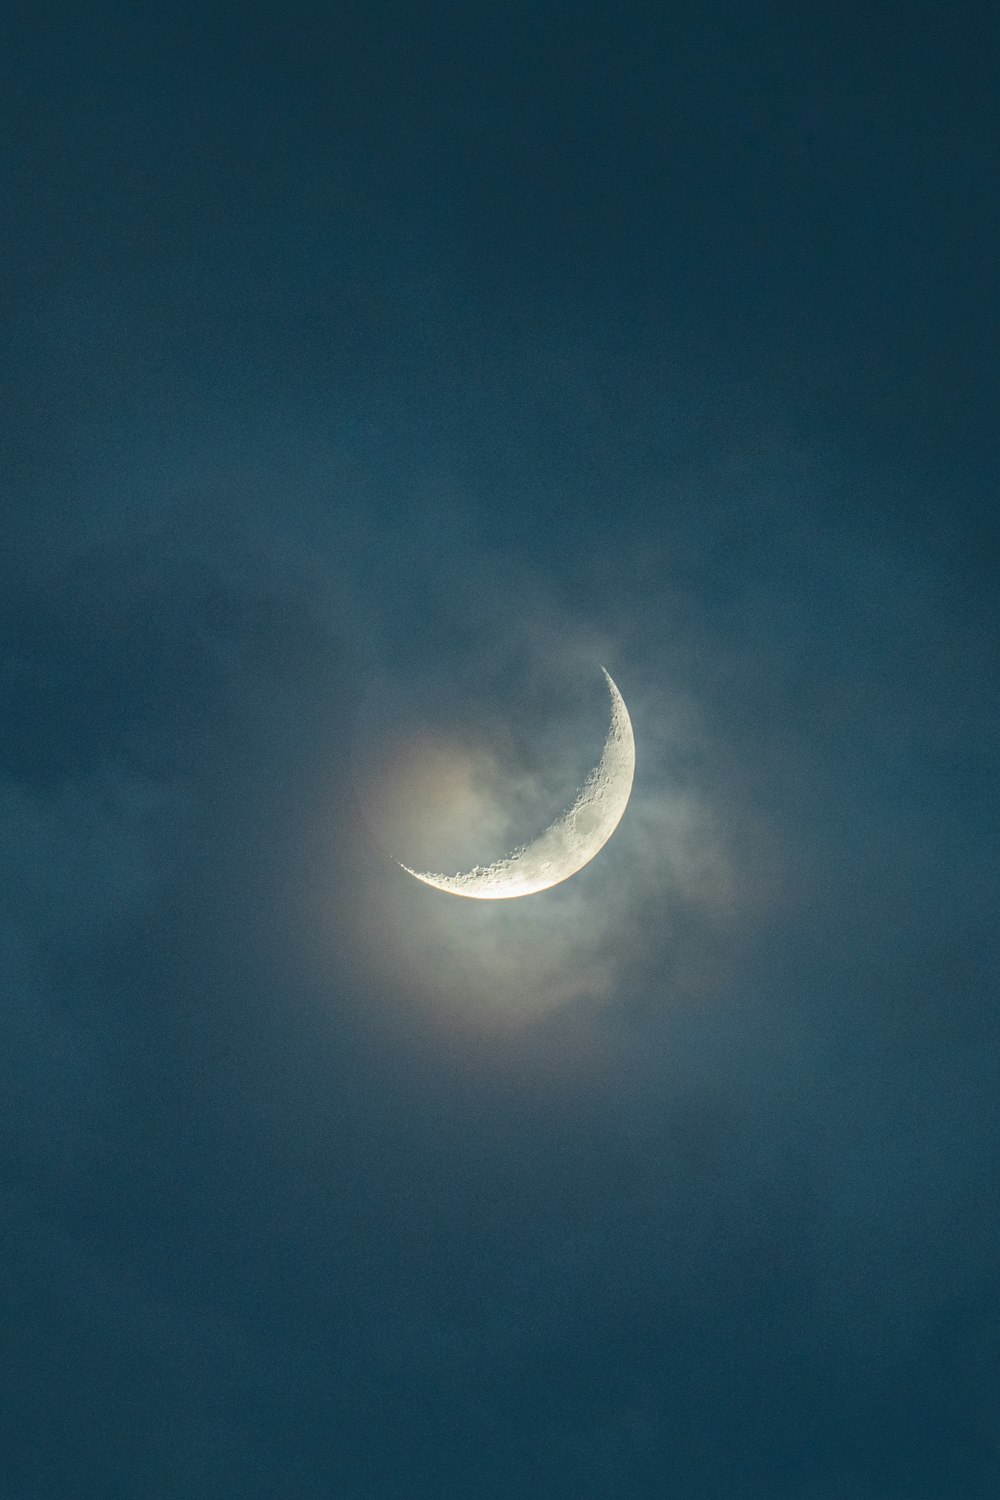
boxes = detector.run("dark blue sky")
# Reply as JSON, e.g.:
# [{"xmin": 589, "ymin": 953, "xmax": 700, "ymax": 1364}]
[{"xmin": 4, "ymin": 3, "xmax": 999, "ymax": 1496}]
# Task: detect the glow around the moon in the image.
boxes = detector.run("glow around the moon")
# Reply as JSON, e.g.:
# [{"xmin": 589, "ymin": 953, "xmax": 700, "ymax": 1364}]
[{"xmin": 399, "ymin": 668, "xmax": 635, "ymax": 899}]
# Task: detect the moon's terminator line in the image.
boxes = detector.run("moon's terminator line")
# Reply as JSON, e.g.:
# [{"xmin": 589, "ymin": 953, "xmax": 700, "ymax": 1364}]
[{"xmin": 399, "ymin": 667, "xmax": 635, "ymax": 899}]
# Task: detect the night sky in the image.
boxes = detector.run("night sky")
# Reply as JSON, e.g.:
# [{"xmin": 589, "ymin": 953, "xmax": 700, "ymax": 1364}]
[{"xmin": 4, "ymin": 3, "xmax": 1000, "ymax": 1496}]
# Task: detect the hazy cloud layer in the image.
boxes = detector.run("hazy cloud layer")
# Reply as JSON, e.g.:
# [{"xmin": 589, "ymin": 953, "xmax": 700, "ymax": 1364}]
[{"xmin": 4, "ymin": 3, "xmax": 999, "ymax": 1495}]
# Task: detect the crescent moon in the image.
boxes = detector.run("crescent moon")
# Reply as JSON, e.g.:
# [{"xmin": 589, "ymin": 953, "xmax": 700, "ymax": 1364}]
[{"xmin": 399, "ymin": 668, "xmax": 635, "ymax": 899}]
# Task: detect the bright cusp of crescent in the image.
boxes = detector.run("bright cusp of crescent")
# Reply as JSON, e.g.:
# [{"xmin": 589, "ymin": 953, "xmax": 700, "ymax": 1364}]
[{"xmin": 400, "ymin": 668, "xmax": 635, "ymax": 899}]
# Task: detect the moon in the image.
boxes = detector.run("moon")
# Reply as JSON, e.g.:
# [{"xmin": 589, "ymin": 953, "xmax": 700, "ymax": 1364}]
[{"xmin": 399, "ymin": 667, "xmax": 635, "ymax": 899}]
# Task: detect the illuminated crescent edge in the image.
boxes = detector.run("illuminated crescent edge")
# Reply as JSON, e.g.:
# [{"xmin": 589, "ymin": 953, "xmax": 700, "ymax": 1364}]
[{"xmin": 399, "ymin": 667, "xmax": 635, "ymax": 899}]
